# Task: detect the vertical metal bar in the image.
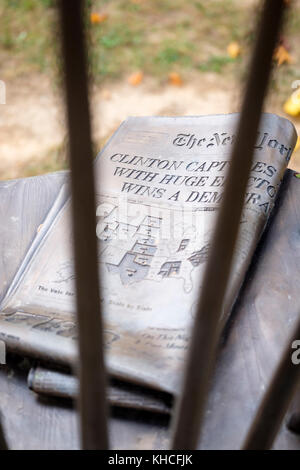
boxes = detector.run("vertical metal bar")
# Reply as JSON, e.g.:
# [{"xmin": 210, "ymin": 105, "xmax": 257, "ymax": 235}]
[
  {"xmin": 242, "ymin": 316, "xmax": 300, "ymax": 449},
  {"xmin": 286, "ymin": 390, "xmax": 300, "ymax": 434},
  {"xmin": 58, "ymin": 0, "xmax": 109, "ymax": 449},
  {"xmin": 171, "ymin": 0, "xmax": 286, "ymax": 450},
  {"xmin": 0, "ymin": 418, "xmax": 8, "ymax": 450}
]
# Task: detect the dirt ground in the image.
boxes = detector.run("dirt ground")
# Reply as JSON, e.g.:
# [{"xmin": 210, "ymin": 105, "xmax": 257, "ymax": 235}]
[{"xmin": 1, "ymin": 70, "xmax": 300, "ymax": 180}]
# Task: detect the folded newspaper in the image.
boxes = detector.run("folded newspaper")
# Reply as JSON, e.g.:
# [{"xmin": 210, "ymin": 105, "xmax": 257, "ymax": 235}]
[
  {"xmin": 28, "ymin": 366, "xmax": 172, "ymax": 414},
  {"xmin": 0, "ymin": 114, "xmax": 297, "ymax": 394}
]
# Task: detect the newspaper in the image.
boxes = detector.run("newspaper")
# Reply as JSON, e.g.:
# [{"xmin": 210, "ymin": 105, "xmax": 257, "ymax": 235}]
[
  {"xmin": 28, "ymin": 366, "xmax": 172, "ymax": 414},
  {"xmin": 0, "ymin": 114, "xmax": 297, "ymax": 394}
]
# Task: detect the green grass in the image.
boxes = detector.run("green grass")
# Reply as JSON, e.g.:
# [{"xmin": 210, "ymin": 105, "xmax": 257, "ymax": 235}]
[
  {"xmin": 198, "ymin": 55, "xmax": 238, "ymax": 74},
  {"xmin": 0, "ymin": 0, "xmax": 254, "ymax": 80},
  {"xmin": 1, "ymin": 0, "xmax": 299, "ymax": 86},
  {"xmin": 1, "ymin": 0, "xmax": 300, "ymax": 177},
  {"xmin": 0, "ymin": 0, "xmax": 60, "ymax": 76}
]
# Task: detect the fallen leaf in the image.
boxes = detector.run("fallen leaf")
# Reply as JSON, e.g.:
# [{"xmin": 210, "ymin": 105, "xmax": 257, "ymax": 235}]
[
  {"xmin": 283, "ymin": 88, "xmax": 300, "ymax": 116},
  {"xmin": 227, "ymin": 41, "xmax": 241, "ymax": 59},
  {"xmin": 283, "ymin": 98, "xmax": 300, "ymax": 116},
  {"xmin": 128, "ymin": 71, "xmax": 144, "ymax": 86},
  {"xmin": 168, "ymin": 72, "xmax": 183, "ymax": 86},
  {"xmin": 274, "ymin": 45, "xmax": 293, "ymax": 66},
  {"xmin": 90, "ymin": 12, "xmax": 108, "ymax": 24}
]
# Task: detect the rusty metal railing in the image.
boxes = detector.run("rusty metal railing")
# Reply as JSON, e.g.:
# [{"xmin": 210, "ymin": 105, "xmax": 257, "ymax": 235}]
[
  {"xmin": 287, "ymin": 391, "xmax": 300, "ymax": 434},
  {"xmin": 171, "ymin": 0, "xmax": 287, "ymax": 450},
  {"xmin": 1, "ymin": 0, "xmax": 300, "ymax": 451},
  {"xmin": 0, "ymin": 419, "xmax": 7, "ymax": 450},
  {"xmin": 58, "ymin": 0, "xmax": 109, "ymax": 450}
]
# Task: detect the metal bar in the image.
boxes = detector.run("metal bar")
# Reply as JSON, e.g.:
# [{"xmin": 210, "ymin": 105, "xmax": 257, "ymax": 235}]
[
  {"xmin": 171, "ymin": 0, "xmax": 286, "ymax": 450},
  {"xmin": 286, "ymin": 389, "xmax": 300, "ymax": 434},
  {"xmin": 242, "ymin": 316, "xmax": 300, "ymax": 449},
  {"xmin": 0, "ymin": 418, "xmax": 8, "ymax": 450},
  {"xmin": 58, "ymin": 0, "xmax": 109, "ymax": 449}
]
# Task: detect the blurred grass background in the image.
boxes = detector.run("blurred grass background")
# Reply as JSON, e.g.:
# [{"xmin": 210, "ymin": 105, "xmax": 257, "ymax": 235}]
[{"xmin": 0, "ymin": 0, "xmax": 299, "ymax": 178}]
